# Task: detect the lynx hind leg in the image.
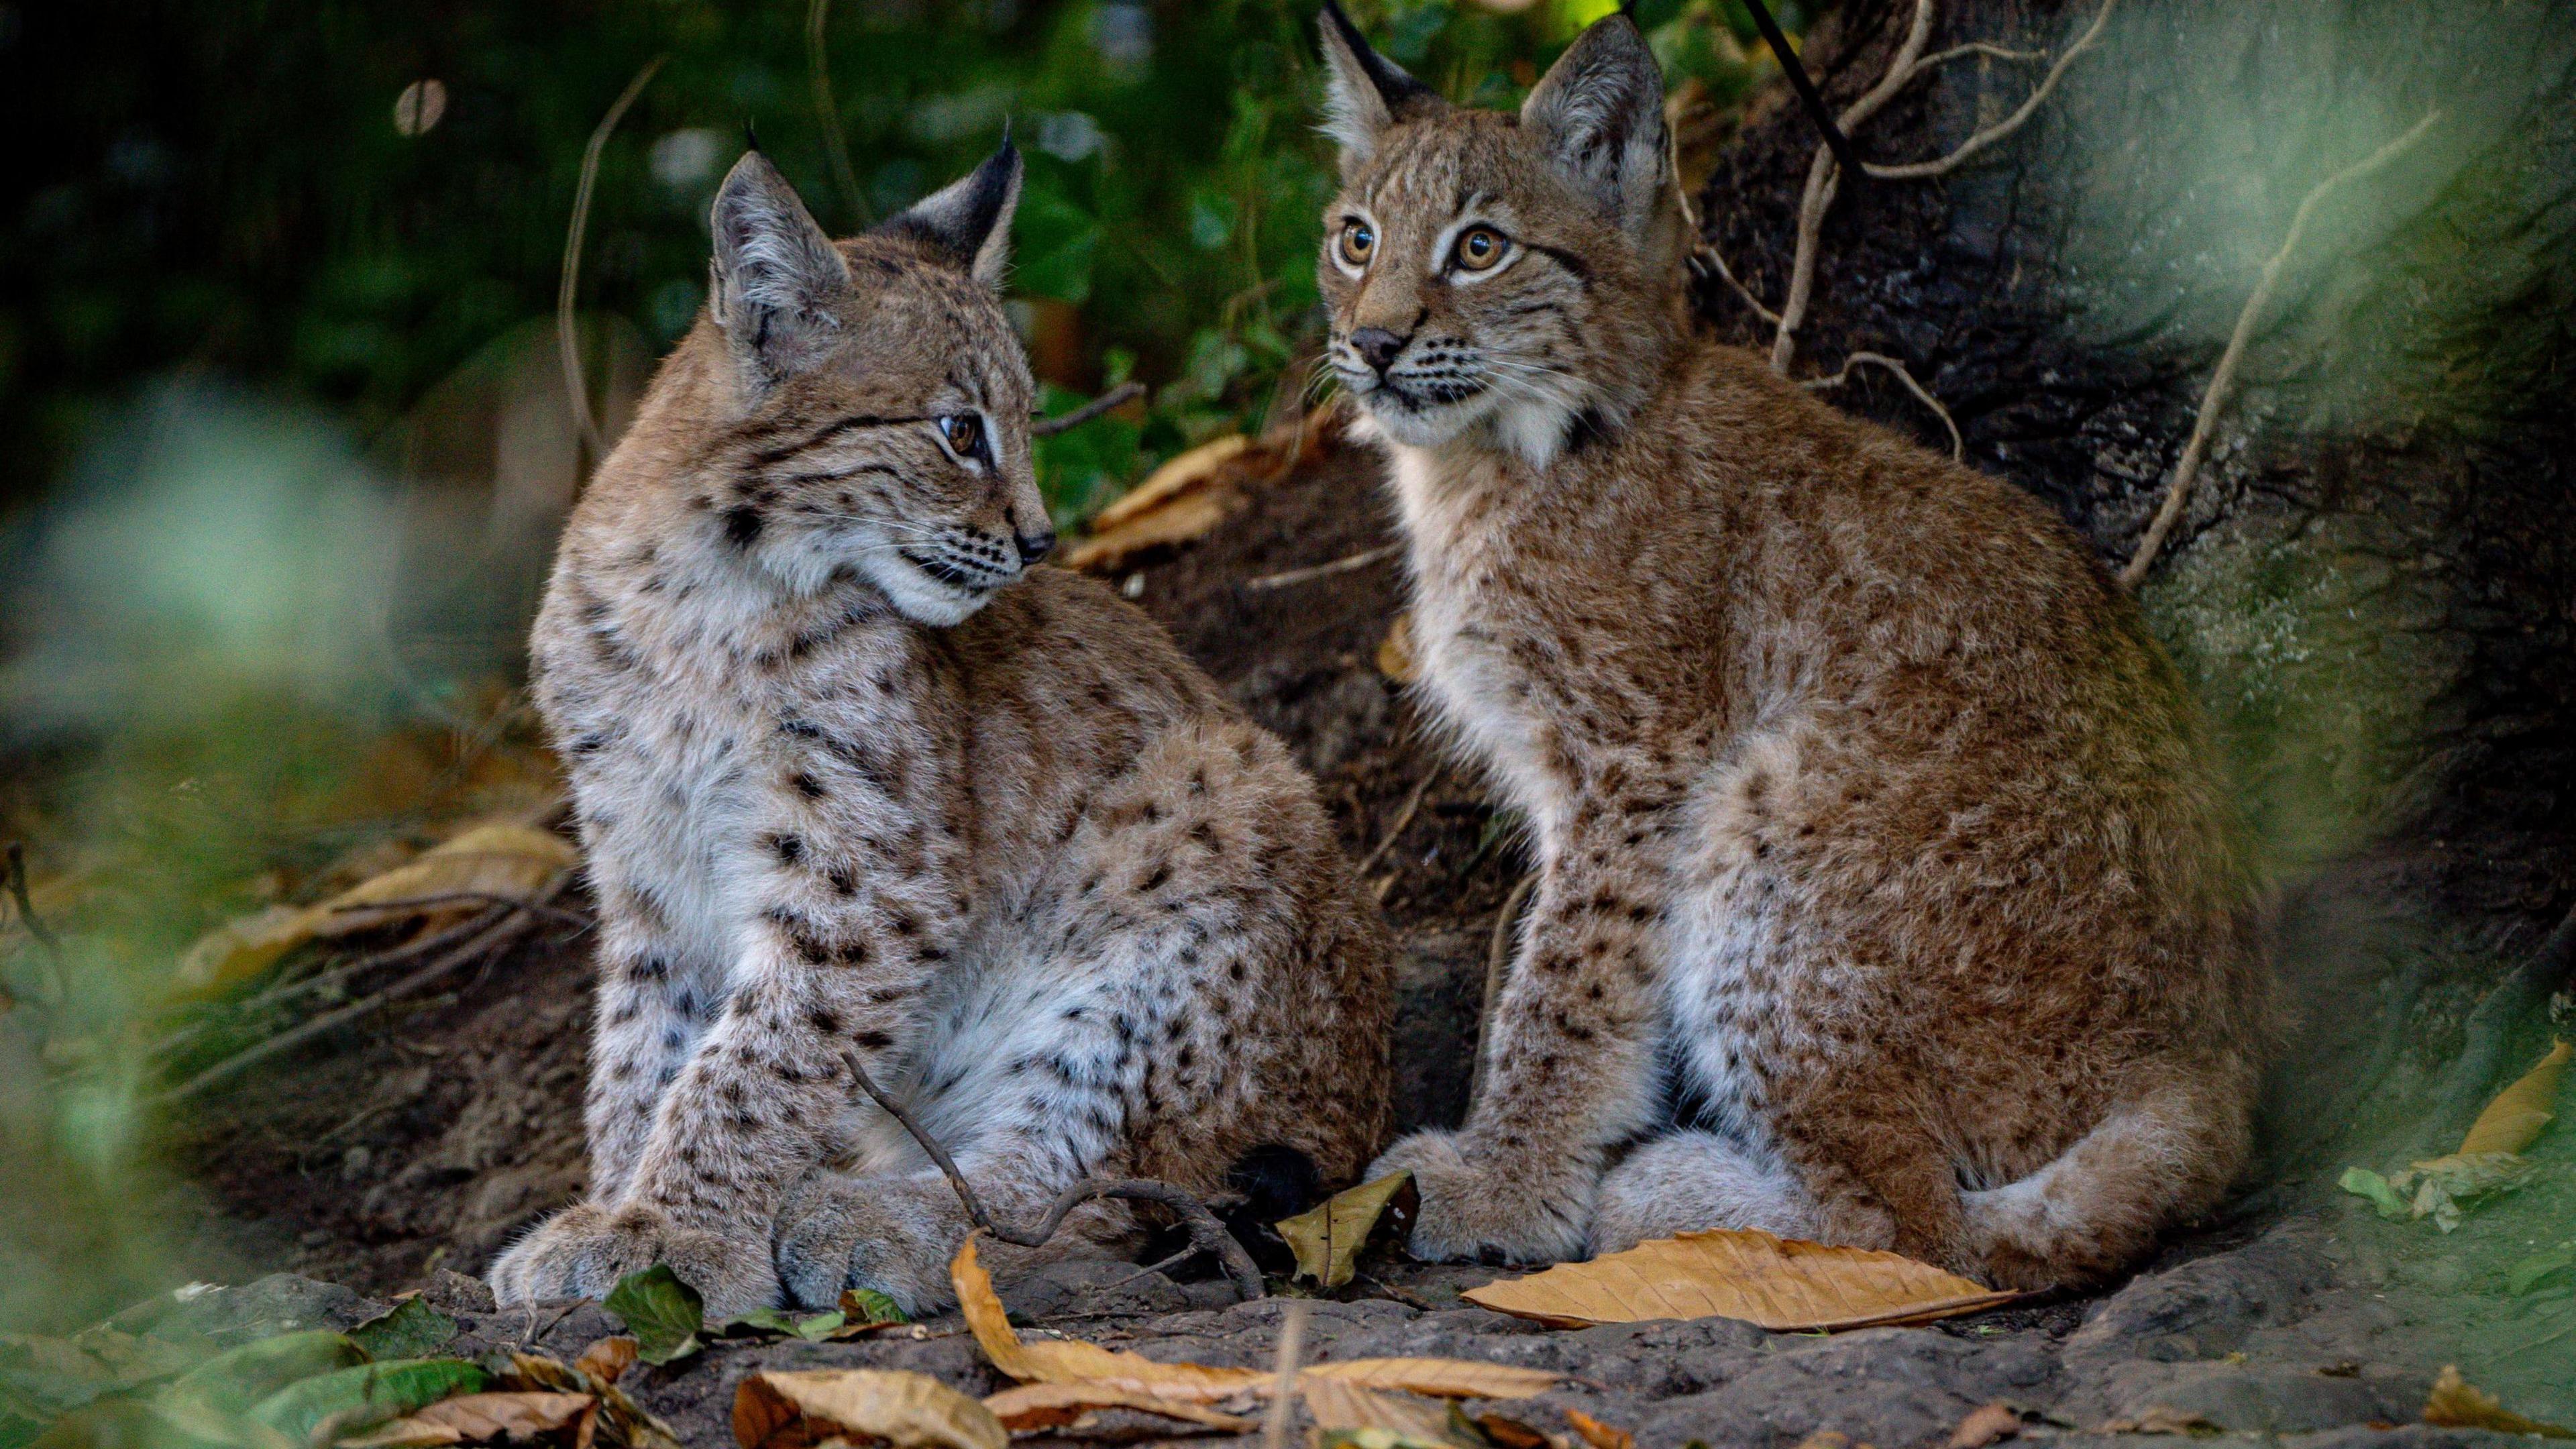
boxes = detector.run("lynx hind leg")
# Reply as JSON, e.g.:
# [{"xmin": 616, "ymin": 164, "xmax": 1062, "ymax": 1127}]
[
  {"xmin": 1963, "ymin": 1067, "xmax": 2253, "ymax": 1292},
  {"xmin": 1590, "ymin": 1130, "xmax": 1819, "ymax": 1255}
]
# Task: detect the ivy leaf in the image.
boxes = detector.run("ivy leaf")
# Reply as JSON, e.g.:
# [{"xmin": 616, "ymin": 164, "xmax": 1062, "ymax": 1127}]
[
  {"xmin": 349, "ymin": 1300, "xmax": 458, "ymax": 1362},
  {"xmin": 602, "ymin": 1268, "xmax": 703, "ymax": 1367},
  {"xmin": 247, "ymin": 1359, "xmax": 486, "ymax": 1446}
]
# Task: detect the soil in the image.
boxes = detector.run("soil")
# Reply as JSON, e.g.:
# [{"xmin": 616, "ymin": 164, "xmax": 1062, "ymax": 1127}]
[{"xmin": 150, "ymin": 433, "xmax": 2576, "ymax": 1446}]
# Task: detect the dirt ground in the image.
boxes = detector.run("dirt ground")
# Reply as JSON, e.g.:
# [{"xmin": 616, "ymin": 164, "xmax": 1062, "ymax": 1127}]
[{"xmin": 153, "ymin": 434, "xmax": 2576, "ymax": 1446}]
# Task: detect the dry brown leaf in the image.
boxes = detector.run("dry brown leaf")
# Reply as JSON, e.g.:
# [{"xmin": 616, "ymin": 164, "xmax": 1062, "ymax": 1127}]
[
  {"xmin": 1088, "ymin": 436, "xmax": 1252, "ymax": 531},
  {"xmin": 733, "ymin": 1369, "xmax": 1007, "ymax": 1449},
  {"xmin": 1943, "ymin": 1403, "xmax": 2019, "ymax": 1449},
  {"xmin": 337, "ymin": 1392, "xmax": 597, "ymax": 1448},
  {"xmin": 1277, "ymin": 1172, "xmax": 1416, "ymax": 1289},
  {"xmin": 1461, "ymin": 1229, "xmax": 2017, "ymax": 1332},
  {"xmin": 1376, "ymin": 614, "xmax": 1417, "ymax": 684},
  {"xmin": 1300, "ymin": 1379, "xmax": 1452, "ymax": 1441},
  {"xmin": 1562, "ymin": 1409, "xmax": 1633, "ymax": 1449},
  {"xmin": 1063, "ymin": 435, "xmax": 1257, "ymax": 574},
  {"xmin": 981, "ymin": 1383, "xmax": 1252, "ymax": 1434},
  {"xmin": 2458, "ymin": 1038, "xmax": 2569, "ymax": 1156},
  {"xmin": 2422, "ymin": 1364, "xmax": 2575, "ymax": 1438},
  {"xmin": 1473, "ymin": 1414, "xmax": 1562, "ymax": 1449},
  {"xmin": 949, "ymin": 1238, "xmax": 1554, "ymax": 1404},
  {"xmin": 572, "ymin": 1339, "xmax": 636, "ymax": 1387},
  {"xmin": 2098, "ymin": 1407, "xmax": 2222, "ymax": 1436},
  {"xmin": 176, "ymin": 820, "xmax": 574, "ymax": 996}
]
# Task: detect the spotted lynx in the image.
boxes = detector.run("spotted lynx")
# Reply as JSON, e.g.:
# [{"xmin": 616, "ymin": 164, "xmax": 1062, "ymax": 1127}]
[
  {"xmin": 490, "ymin": 144, "xmax": 1393, "ymax": 1315},
  {"xmin": 1314, "ymin": 3, "xmax": 2268, "ymax": 1289}
]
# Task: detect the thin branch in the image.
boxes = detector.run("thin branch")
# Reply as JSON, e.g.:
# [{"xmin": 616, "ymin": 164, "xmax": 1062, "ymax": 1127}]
[
  {"xmin": 2119, "ymin": 107, "xmax": 2440, "ymax": 588},
  {"xmin": 1672, "ymin": 118, "xmax": 1784, "ymax": 331},
  {"xmin": 1805, "ymin": 350, "xmax": 1964, "ymax": 460},
  {"xmin": 1474, "ymin": 873, "xmax": 1538, "ymax": 1107},
  {"xmin": 806, "ymin": 0, "xmax": 867, "ymax": 228},
  {"xmin": 1261, "ymin": 1301, "xmax": 1308, "ymax": 1449},
  {"xmin": 156, "ymin": 877, "xmax": 568, "ymax": 1106},
  {"xmin": 559, "ymin": 56, "xmax": 666, "ymax": 462},
  {"xmin": 1862, "ymin": 0, "xmax": 2121, "ymax": 181},
  {"xmin": 1242, "ymin": 543, "xmax": 1400, "ymax": 592},
  {"xmin": 847, "ymin": 1059, "xmax": 1265, "ymax": 1302},
  {"xmin": 1030, "ymin": 381, "xmax": 1147, "ymax": 437},
  {"xmin": 1356, "ymin": 768, "xmax": 1439, "ymax": 879},
  {"xmin": 2411, "ymin": 896, "xmax": 2573, "ymax": 1159},
  {"xmin": 327, "ymin": 892, "xmax": 594, "ymax": 931},
  {"xmin": 1917, "ymin": 40, "xmax": 2045, "ymax": 67},
  {"xmin": 151, "ymin": 903, "xmax": 519, "ymax": 1060},
  {"xmin": 5, "ymin": 843, "xmax": 67, "ymax": 1003},
  {"xmin": 1693, "ymin": 246, "xmax": 1783, "ymax": 329},
  {"xmin": 1741, "ymin": 0, "xmax": 1862, "ymax": 178}
]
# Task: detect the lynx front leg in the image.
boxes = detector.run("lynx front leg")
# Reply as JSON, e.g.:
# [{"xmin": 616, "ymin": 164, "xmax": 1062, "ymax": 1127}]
[
  {"xmin": 1372, "ymin": 825, "xmax": 1666, "ymax": 1264},
  {"xmin": 582, "ymin": 888, "xmax": 729, "ymax": 1203}
]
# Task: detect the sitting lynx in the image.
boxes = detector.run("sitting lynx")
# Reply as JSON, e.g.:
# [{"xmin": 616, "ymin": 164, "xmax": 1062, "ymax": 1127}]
[
  {"xmin": 490, "ymin": 143, "xmax": 1392, "ymax": 1315},
  {"xmin": 1314, "ymin": 3, "xmax": 2268, "ymax": 1289}
]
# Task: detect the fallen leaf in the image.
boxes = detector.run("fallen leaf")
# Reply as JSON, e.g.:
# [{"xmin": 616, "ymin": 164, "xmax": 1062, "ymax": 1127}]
[
  {"xmin": 1277, "ymin": 1172, "xmax": 1417, "ymax": 1290},
  {"xmin": 950, "ymin": 1239, "xmax": 1554, "ymax": 1403},
  {"xmin": 2507, "ymin": 1242, "xmax": 2575, "ymax": 1295},
  {"xmin": 1562, "ymin": 1409, "xmax": 1633, "ymax": 1449},
  {"xmin": 491, "ymin": 1353, "xmax": 680, "ymax": 1449},
  {"xmin": 733, "ymin": 1369, "xmax": 1006, "ymax": 1449},
  {"xmin": 570, "ymin": 1340, "xmax": 635, "ymax": 1388},
  {"xmin": 2388, "ymin": 1152, "xmax": 2536, "ymax": 1233},
  {"xmin": 2458, "ymin": 1038, "xmax": 2569, "ymax": 1155},
  {"xmin": 602, "ymin": 1268, "xmax": 703, "ymax": 1366},
  {"xmin": 2422, "ymin": 1364, "xmax": 2575, "ymax": 1438},
  {"xmin": 2097, "ymin": 1407, "xmax": 2221, "ymax": 1436},
  {"xmin": 1472, "ymin": 1413, "xmax": 1562, "ymax": 1449},
  {"xmin": 1301, "ymin": 1379, "xmax": 1452, "ymax": 1442},
  {"xmin": 1462, "ymin": 1229, "xmax": 2017, "ymax": 1332},
  {"xmin": 1317, "ymin": 1432, "xmax": 1454, "ymax": 1449},
  {"xmin": 980, "ymin": 1383, "xmax": 1252, "ymax": 1434},
  {"xmin": 250, "ymin": 1358, "xmax": 488, "ymax": 1446},
  {"xmin": 1944, "ymin": 1403, "xmax": 2019, "ymax": 1449},
  {"xmin": 352, "ymin": 1298, "xmax": 461, "ymax": 1362},
  {"xmin": 715, "ymin": 1309, "xmax": 844, "ymax": 1343},
  {"xmin": 2337, "ymin": 1167, "xmax": 2410, "ymax": 1221},
  {"xmin": 1376, "ymin": 614, "xmax": 1417, "ymax": 684},
  {"xmin": 164, "ymin": 1331, "xmax": 368, "ymax": 1417},
  {"xmin": 1063, "ymin": 435, "xmax": 1257, "ymax": 574},
  {"xmin": 837, "ymin": 1289, "xmax": 908, "ymax": 1330},
  {"xmin": 337, "ymin": 1392, "xmax": 596, "ymax": 1448}
]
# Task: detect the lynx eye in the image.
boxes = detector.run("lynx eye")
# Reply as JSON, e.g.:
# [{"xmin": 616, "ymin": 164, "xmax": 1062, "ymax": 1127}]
[
  {"xmin": 941, "ymin": 414, "xmax": 984, "ymax": 458},
  {"xmin": 1453, "ymin": 225, "xmax": 1505, "ymax": 272},
  {"xmin": 1338, "ymin": 219, "xmax": 1376, "ymax": 268}
]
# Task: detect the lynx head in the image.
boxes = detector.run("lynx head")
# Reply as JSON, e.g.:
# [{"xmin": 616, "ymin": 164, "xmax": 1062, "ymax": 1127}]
[
  {"xmin": 692, "ymin": 144, "xmax": 1048, "ymax": 626},
  {"xmin": 1313, "ymin": 1, "xmax": 1686, "ymax": 468}
]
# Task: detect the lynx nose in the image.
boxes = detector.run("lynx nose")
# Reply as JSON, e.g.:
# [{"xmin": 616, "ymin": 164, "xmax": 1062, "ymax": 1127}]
[
  {"xmin": 1016, "ymin": 529, "xmax": 1055, "ymax": 566},
  {"xmin": 1350, "ymin": 327, "xmax": 1407, "ymax": 374}
]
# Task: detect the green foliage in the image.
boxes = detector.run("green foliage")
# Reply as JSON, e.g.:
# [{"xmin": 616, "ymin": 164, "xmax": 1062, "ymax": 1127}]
[
  {"xmin": 601, "ymin": 1267, "xmax": 704, "ymax": 1367},
  {"xmin": 245, "ymin": 1358, "xmax": 485, "ymax": 1446},
  {"xmin": 343, "ymin": 1302, "xmax": 456, "ymax": 1365}
]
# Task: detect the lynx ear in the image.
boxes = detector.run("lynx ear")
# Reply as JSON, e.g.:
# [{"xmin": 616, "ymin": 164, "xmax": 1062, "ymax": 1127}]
[
  {"xmin": 708, "ymin": 151, "xmax": 852, "ymax": 376},
  {"xmin": 1316, "ymin": 0, "xmax": 1442, "ymax": 178},
  {"xmin": 1520, "ymin": 11, "xmax": 1670, "ymax": 240},
  {"xmin": 876, "ymin": 142, "xmax": 1022, "ymax": 291}
]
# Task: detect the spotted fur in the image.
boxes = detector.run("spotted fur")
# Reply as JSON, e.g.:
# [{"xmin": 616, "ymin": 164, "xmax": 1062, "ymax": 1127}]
[
  {"xmin": 490, "ymin": 146, "xmax": 1393, "ymax": 1315},
  {"xmin": 1314, "ymin": 3, "xmax": 2269, "ymax": 1291}
]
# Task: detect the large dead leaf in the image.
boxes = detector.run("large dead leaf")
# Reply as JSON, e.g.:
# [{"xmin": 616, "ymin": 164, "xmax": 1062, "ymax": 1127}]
[
  {"xmin": 338, "ymin": 1392, "xmax": 596, "ymax": 1448},
  {"xmin": 1461, "ymin": 1229, "xmax": 2018, "ymax": 1332},
  {"xmin": 1301, "ymin": 1379, "xmax": 1452, "ymax": 1441},
  {"xmin": 1063, "ymin": 435, "xmax": 1255, "ymax": 574},
  {"xmin": 1277, "ymin": 1172, "xmax": 1416, "ymax": 1289},
  {"xmin": 980, "ymin": 1383, "xmax": 1252, "ymax": 1434},
  {"xmin": 733, "ymin": 1369, "xmax": 1006, "ymax": 1449},
  {"xmin": 2459, "ymin": 1038, "xmax": 2569, "ymax": 1156},
  {"xmin": 2422, "ymin": 1365, "xmax": 2575, "ymax": 1439},
  {"xmin": 176, "ymin": 819, "xmax": 574, "ymax": 996},
  {"xmin": 949, "ymin": 1239, "xmax": 1554, "ymax": 1403}
]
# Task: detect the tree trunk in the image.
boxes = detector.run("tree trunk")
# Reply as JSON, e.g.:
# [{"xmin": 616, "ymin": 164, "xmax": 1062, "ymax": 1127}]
[{"xmin": 1692, "ymin": 0, "xmax": 2576, "ymax": 1173}]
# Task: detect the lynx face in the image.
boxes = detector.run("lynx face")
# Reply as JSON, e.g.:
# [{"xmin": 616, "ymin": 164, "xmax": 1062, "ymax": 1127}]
[
  {"xmin": 706, "ymin": 149, "xmax": 1051, "ymax": 625},
  {"xmin": 1313, "ymin": 1, "xmax": 1681, "ymax": 466}
]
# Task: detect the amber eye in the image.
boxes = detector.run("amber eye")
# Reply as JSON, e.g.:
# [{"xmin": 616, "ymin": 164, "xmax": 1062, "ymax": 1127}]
[
  {"xmin": 1453, "ymin": 225, "xmax": 1505, "ymax": 272},
  {"xmin": 1338, "ymin": 219, "xmax": 1376, "ymax": 268},
  {"xmin": 941, "ymin": 414, "xmax": 984, "ymax": 458}
]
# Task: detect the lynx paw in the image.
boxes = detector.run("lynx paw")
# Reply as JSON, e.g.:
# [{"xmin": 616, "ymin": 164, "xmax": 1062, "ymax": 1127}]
[
  {"xmin": 1368, "ymin": 1130, "xmax": 1591, "ymax": 1266},
  {"xmin": 773, "ymin": 1174, "xmax": 957, "ymax": 1314},
  {"xmin": 489, "ymin": 1201, "xmax": 779, "ymax": 1316}
]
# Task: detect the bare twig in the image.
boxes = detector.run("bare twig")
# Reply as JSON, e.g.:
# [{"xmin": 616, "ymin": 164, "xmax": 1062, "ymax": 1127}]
[
  {"xmin": 806, "ymin": 0, "xmax": 866, "ymax": 228},
  {"xmin": 151, "ymin": 903, "xmax": 519, "ymax": 1060},
  {"xmin": 2119, "ymin": 107, "xmax": 2440, "ymax": 588},
  {"xmin": 1243, "ymin": 543, "xmax": 1400, "ymax": 592},
  {"xmin": 5, "ymin": 843, "xmax": 67, "ymax": 1002},
  {"xmin": 156, "ymin": 877, "xmax": 568, "ymax": 1106},
  {"xmin": 1262, "ymin": 1300, "xmax": 1309, "ymax": 1449},
  {"xmin": 1030, "ymin": 382, "xmax": 1147, "ymax": 437},
  {"xmin": 1356, "ymin": 769, "xmax": 1439, "ymax": 879},
  {"xmin": 1806, "ymin": 350, "xmax": 1964, "ymax": 460},
  {"xmin": 1862, "ymin": 0, "xmax": 2121, "ymax": 181},
  {"xmin": 1672, "ymin": 121, "xmax": 1783, "ymax": 330},
  {"xmin": 1741, "ymin": 0, "xmax": 1861, "ymax": 178},
  {"xmin": 559, "ymin": 56, "xmax": 666, "ymax": 462},
  {"xmin": 1917, "ymin": 40, "xmax": 2045, "ymax": 67},
  {"xmin": 328, "ymin": 892, "xmax": 594, "ymax": 931},
  {"xmin": 1474, "ymin": 872, "xmax": 1538, "ymax": 1107},
  {"xmin": 847, "ymin": 1059, "xmax": 1265, "ymax": 1301}
]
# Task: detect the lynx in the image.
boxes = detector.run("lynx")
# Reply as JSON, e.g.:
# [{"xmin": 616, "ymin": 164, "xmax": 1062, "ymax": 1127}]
[
  {"xmin": 1313, "ymin": 2, "xmax": 2269, "ymax": 1290},
  {"xmin": 490, "ymin": 144, "xmax": 1393, "ymax": 1315}
]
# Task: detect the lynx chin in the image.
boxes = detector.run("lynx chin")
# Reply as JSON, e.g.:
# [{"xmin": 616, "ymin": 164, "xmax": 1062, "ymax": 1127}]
[
  {"xmin": 1314, "ymin": 0, "xmax": 2269, "ymax": 1291},
  {"xmin": 490, "ymin": 143, "xmax": 1393, "ymax": 1316}
]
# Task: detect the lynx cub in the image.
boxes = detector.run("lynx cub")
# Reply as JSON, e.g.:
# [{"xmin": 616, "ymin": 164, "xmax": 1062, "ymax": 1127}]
[
  {"xmin": 490, "ymin": 144, "xmax": 1393, "ymax": 1315},
  {"xmin": 1315, "ymin": 3, "xmax": 2267, "ymax": 1289}
]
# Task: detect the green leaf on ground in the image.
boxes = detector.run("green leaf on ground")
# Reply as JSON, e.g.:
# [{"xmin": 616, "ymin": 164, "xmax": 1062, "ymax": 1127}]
[
  {"xmin": 602, "ymin": 1268, "xmax": 703, "ymax": 1366},
  {"xmin": 2338, "ymin": 1167, "xmax": 2412, "ymax": 1221},
  {"xmin": 836, "ymin": 1289, "xmax": 907, "ymax": 1330},
  {"xmin": 165, "ymin": 1331, "xmax": 368, "ymax": 1418},
  {"xmin": 349, "ymin": 1300, "xmax": 458, "ymax": 1362},
  {"xmin": 1278, "ymin": 1171, "xmax": 1418, "ymax": 1290},
  {"xmin": 715, "ymin": 1309, "xmax": 846, "ymax": 1343},
  {"xmin": 248, "ymin": 1358, "xmax": 485, "ymax": 1446},
  {"xmin": 2508, "ymin": 1243, "xmax": 2576, "ymax": 1296}
]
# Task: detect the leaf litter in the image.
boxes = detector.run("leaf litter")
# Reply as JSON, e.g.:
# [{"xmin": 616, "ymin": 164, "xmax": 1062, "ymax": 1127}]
[
  {"xmin": 1462, "ymin": 1228, "xmax": 2019, "ymax": 1332},
  {"xmin": 2341, "ymin": 1038, "xmax": 2567, "ymax": 1231}
]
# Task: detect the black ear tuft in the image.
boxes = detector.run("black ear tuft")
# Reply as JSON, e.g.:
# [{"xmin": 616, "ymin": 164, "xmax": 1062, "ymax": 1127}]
[
  {"xmin": 874, "ymin": 141, "xmax": 1024, "ymax": 291},
  {"xmin": 1316, "ymin": 0, "xmax": 1444, "ymax": 177}
]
